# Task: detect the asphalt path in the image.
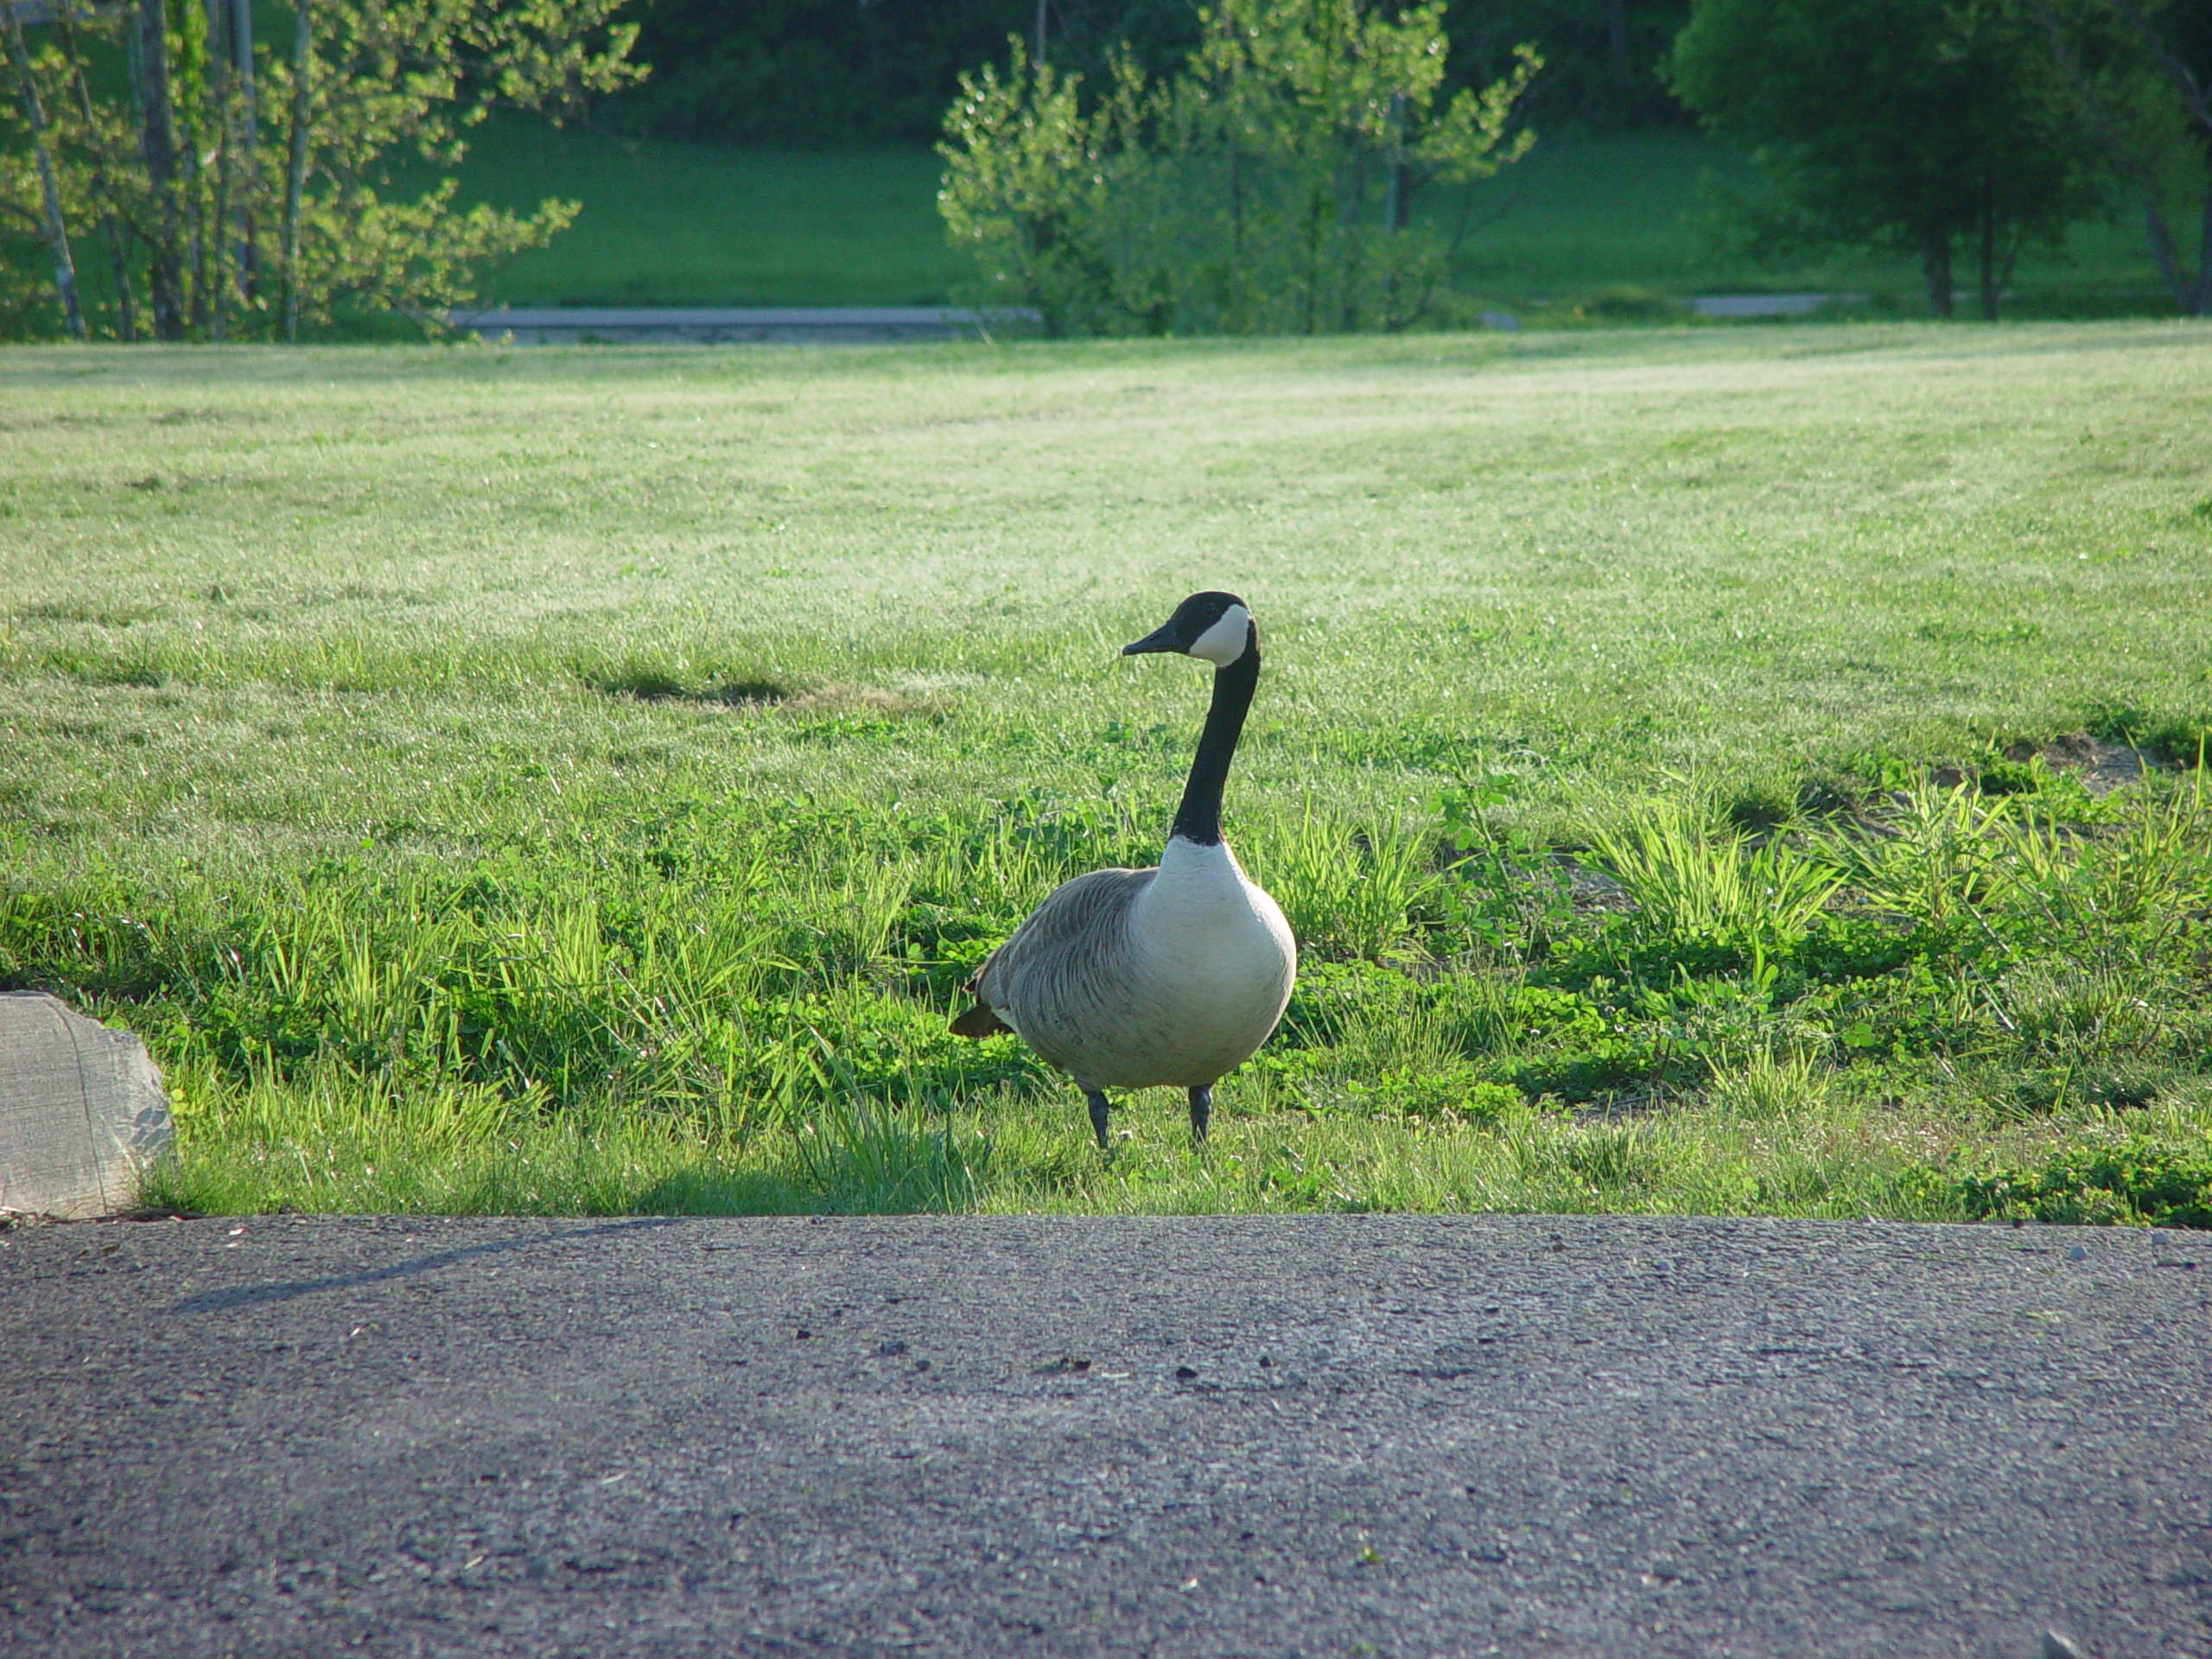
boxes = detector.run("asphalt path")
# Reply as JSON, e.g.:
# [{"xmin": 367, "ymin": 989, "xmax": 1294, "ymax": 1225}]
[{"xmin": 4, "ymin": 1214, "xmax": 2208, "ymax": 1658}]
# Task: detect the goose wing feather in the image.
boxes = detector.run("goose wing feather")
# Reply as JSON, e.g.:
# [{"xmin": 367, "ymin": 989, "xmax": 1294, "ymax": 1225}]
[{"xmin": 958, "ymin": 867, "xmax": 1154, "ymax": 1065}]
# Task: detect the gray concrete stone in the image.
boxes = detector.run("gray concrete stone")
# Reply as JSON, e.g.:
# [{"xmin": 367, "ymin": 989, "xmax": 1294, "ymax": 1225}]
[{"xmin": 0, "ymin": 991, "xmax": 170, "ymax": 1217}]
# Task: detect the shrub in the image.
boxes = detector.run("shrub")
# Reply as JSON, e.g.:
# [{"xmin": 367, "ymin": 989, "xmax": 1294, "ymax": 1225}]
[{"xmin": 938, "ymin": 1, "xmax": 1539, "ymax": 335}]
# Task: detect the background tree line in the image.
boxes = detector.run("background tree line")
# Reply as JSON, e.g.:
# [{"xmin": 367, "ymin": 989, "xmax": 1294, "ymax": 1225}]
[
  {"xmin": 936, "ymin": 0, "xmax": 2210, "ymax": 328},
  {"xmin": 4, "ymin": 0, "xmax": 2209, "ymax": 336},
  {"xmin": 610, "ymin": 0, "xmax": 1689, "ymax": 147},
  {"xmin": 1667, "ymin": 0, "xmax": 2212, "ymax": 319},
  {"xmin": 1, "ymin": 0, "xmax": 639, "ymax": 339}
]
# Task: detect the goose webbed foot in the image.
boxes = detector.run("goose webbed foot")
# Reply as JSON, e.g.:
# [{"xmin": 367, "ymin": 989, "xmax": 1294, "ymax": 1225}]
[
  {"xmin": 1085, "ymin": 1090, "xmax": 1111, "ymax": 1150},
  {"xmin": 1187, "ymin": 1084, "xmax": 1211, "ymax": 1146}
]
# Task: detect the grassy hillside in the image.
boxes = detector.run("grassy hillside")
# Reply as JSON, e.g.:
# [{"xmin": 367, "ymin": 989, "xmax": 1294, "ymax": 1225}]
[
  {"xmin": 2, "ymin": 326, "xmax": 2209, "ymax": 1221},
  {"xmin": 449, "ymin": 118, "xmax": 2168, "ymax": 313}
]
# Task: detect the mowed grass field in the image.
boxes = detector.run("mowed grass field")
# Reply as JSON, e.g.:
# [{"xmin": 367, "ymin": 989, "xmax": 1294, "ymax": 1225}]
[
  {"xmin": 447, "ymin": 121, "xmax": 2165, "ymax": 313},
  {"xmin": 3, "ymin": 323, "xmax": 2211, "ymax": 1223}
]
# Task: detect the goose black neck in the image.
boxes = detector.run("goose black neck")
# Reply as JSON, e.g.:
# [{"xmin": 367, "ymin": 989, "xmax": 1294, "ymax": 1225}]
[{"xmin": 1169, "ymin": 628, "xmax": 1259, "ymax": 847}]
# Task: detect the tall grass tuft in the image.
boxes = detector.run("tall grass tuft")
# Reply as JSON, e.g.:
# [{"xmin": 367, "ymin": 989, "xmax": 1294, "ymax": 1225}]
[
  {"xmin": 1709, "ymin": 1043, "xmax": 1833, "ymax": 1118},
  {"xmin": 1246, "ymin": 806, "xmax": 1441, "ymax": 959},
  {"xmin": 1815, "ymin": 781, "xmax": 2012, "ymax": 930},
  {"xmin": 1583, "ymin": 801, "xmax": 1842, "ymax": 942}
]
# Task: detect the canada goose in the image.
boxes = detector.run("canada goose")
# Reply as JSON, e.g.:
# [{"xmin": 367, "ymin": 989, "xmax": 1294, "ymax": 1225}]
[{"xmin": 950, "ymin": 592, "xmax": 1296, "ymax": 1148}]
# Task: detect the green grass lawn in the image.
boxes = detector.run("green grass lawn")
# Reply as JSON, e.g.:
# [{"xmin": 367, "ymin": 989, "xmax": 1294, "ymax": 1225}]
[
  {"xmin": 445, "ymin": 123, "xmax": 968, "ymax": 307},
  {"xmin": 447, "ymin": 119, "xmax": 2171, "ymax": 313},
  {"xmin": 1442, "ymin": 130, "xmax": 2158, "ymax": 309},
  {"xmin": 3, "ymin": 323, "xmax": 2209, "ymax": 1222}
]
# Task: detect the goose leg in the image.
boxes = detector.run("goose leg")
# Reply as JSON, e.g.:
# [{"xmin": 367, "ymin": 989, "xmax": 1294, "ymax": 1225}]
[
  {"xmin": 1187, "ymin": 1084, "xmax": 1211, "ymax": 1146},
  {"xmin": 1085, "ymin": 1090, "xmax": 1111, "ymax": 1149}
]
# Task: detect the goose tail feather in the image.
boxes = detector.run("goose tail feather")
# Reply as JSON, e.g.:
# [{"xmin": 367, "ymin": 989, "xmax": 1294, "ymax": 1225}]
[{"xmin": 949, "ymin": 1001, "xmax": 1009, "ymax": 1038}]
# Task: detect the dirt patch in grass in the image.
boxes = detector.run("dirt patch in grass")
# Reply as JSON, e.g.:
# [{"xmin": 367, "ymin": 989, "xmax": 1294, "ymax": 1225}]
[
  {"xmin": 579, "ymin": 666, "xmax": 947, "ymax": 719},
  {"xmin": 789, "ymin": 683, "xmax": 947, "ymax": 721},
  {"xmin": 1997, "ymin": 731, "xmax": 2160, "ymax": 797}
]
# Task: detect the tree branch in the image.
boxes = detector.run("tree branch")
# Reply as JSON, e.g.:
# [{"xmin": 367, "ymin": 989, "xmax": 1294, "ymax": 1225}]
[{"xmin": 2100, "ymin": 0, "xmax": 2212, "ymax": 132}]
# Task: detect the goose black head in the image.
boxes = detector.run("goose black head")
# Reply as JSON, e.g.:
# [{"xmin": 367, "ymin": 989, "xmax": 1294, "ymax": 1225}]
[{"xmin": 1122, "ymin": 591, "xmax": 1254, "ymax": 668}]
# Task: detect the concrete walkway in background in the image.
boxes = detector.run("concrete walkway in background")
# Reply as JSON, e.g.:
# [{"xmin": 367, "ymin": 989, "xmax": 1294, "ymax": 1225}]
[
  {"xmin": 444, "ymin": 307, "xmax": 1007, "ymax": 344},
  {"xmin": 5, "ymin": 1213, "xmax": 2208, "ymax": 1657},
  {"xmin": 443, "ymin": 297, "xmax": 1853, "ymax": 343},
  {"xmin": 1687, "ymin": 293, "xmax": 1854, "ymax": 318}
]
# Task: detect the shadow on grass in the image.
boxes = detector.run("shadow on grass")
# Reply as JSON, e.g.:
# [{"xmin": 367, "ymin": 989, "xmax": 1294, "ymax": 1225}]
[
  {"xmin": 622, "ymin": 1168, "xmax": 817, "ymax": 1214},
  {"xmin": 582, "ymin": 662, "xmax": 791, "ymax": 705},
  {"xmin": 608, "ymin": 1107, "xmax": 998, "ymax": 1217}
]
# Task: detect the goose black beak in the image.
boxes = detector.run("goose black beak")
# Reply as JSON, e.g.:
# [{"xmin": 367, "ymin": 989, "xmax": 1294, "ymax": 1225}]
[{"xmin": 1122, "ymin": 623, "xmax": 1182, "ymax": 656}]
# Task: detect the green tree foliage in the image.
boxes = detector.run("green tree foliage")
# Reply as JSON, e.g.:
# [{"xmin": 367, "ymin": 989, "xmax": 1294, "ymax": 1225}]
[
  {"xmin": 0, "ymin": 0, "xmax": 642, "ymax": 340},
  {"xmin": 612, "ymin": 0, "xmax": 1673, "ymax": 147},
  {"xmin": 938, "ymin": 0, "xmax": 1538, "ymax": 335},
  {"xmin": 615, "ymin": 0, "xmax": 1201, "ymax": 146},
  {"xmin": 1443, "ymin": 0, "xmax": 1690, "ymax": 129},
  {"xmin": 934, "ymin": 44, "xmax": 1111, "ymax": 337},
  {"xmin": 1665, "ymin": 0, "xmax": 2102, "ymax": 318},
  {"xmin": 2035, "ymin": 0, "xmax": 2212, "ymax": 314}
]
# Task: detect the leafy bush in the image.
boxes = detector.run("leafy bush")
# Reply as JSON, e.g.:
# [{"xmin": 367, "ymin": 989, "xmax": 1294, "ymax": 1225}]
[
  {"xmin": 935, "ymin": 45, "xmax": 1122, "ymax": 338},
  {"xmin": 938, "ymin": 1, "xmax": 1540, "ymax": 334}
]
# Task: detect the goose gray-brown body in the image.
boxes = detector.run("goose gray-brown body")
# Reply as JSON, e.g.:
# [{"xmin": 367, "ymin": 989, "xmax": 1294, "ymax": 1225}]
[
  {"xmin": 950, "ymin": 591, "xmax": 1296, "ymax": 1145},
  {"xmin": 966, "ymin": 837, "xmax": 1294, "ymax": 1092}
]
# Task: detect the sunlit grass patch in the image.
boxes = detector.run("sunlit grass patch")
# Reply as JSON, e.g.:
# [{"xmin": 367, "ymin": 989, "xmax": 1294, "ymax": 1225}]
[{"xmin": 141, "ymin": 1058, "xmax": 1992, "ymax": 1224}]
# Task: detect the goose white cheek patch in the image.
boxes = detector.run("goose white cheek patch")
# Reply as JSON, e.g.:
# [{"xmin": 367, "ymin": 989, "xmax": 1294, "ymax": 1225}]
[{"xmin": 1187, "ymin": 605, "xmax": 1252, "ymax": 666}]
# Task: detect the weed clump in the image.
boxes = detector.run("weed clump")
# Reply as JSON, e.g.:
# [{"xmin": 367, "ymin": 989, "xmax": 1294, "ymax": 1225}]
[{"xmin": 1953, "ymin": 1135, "xmax": 2212, "ymax": 1228}]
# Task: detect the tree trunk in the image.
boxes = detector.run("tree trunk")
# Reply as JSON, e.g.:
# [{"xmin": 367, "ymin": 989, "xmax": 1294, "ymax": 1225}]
[
  {"xmin": 1920, "ymin": 227, "xmax": 1953, "ymax": 319},
  {"xmin": 206, "ymin": 0, "xmax": 228, "ymax": 343},
  {"xmin": 1978, "ymin": 175, "xmax": 1999, "ymax": 321},
  {"xmin": 226, "ymin": 0, "xmax": 257, "ymax": 303},
  {"xmin": 282, "ymin": 0, "xmax": 310, "ymax": 341},
  {"xmin": 209, "ymin": 76, "xmax": 231, "ymax": 341},
  {"xmin": 1301, "ymin": 184, "xmax": 1325, "ymax": 334},
  {"xmin": 178, "ymin": 0, "xmax": 209, "ymax": 335},
  {"xmin": 5, "ymin": 6, "xmax": 87, "ymax": 340},
  {"xmin": 135, "ymin": 0, "xmax": 186, "ymax": 340},
  {"xmin": 2142, "ymin": 194, "xmax": 2188, "ymax": 309},
  {"xmin": 58, "ymin": 8, "xmax": 137, "ymax": 341},
  {"xmin": 187, "ymin": 168, "xmax": 207, "ymax": 335},
  {"xmin": 226, "ymin": 0, "xmax": 253, "ymax": 134},
  {"xmin": 2193, "ymin": 179, "xmax": 2212, "ymax": 318},
  {"xmin": 1382, "ymin": 92, "xmax": 1407, "ymax": 233},
  {"xmin": 1228, "ymin": 144, "xmax": 1244, "ymax": 328},
  {"xmin": 104, "ymin": 226, "xmax": 137, "ymax": 341}
]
